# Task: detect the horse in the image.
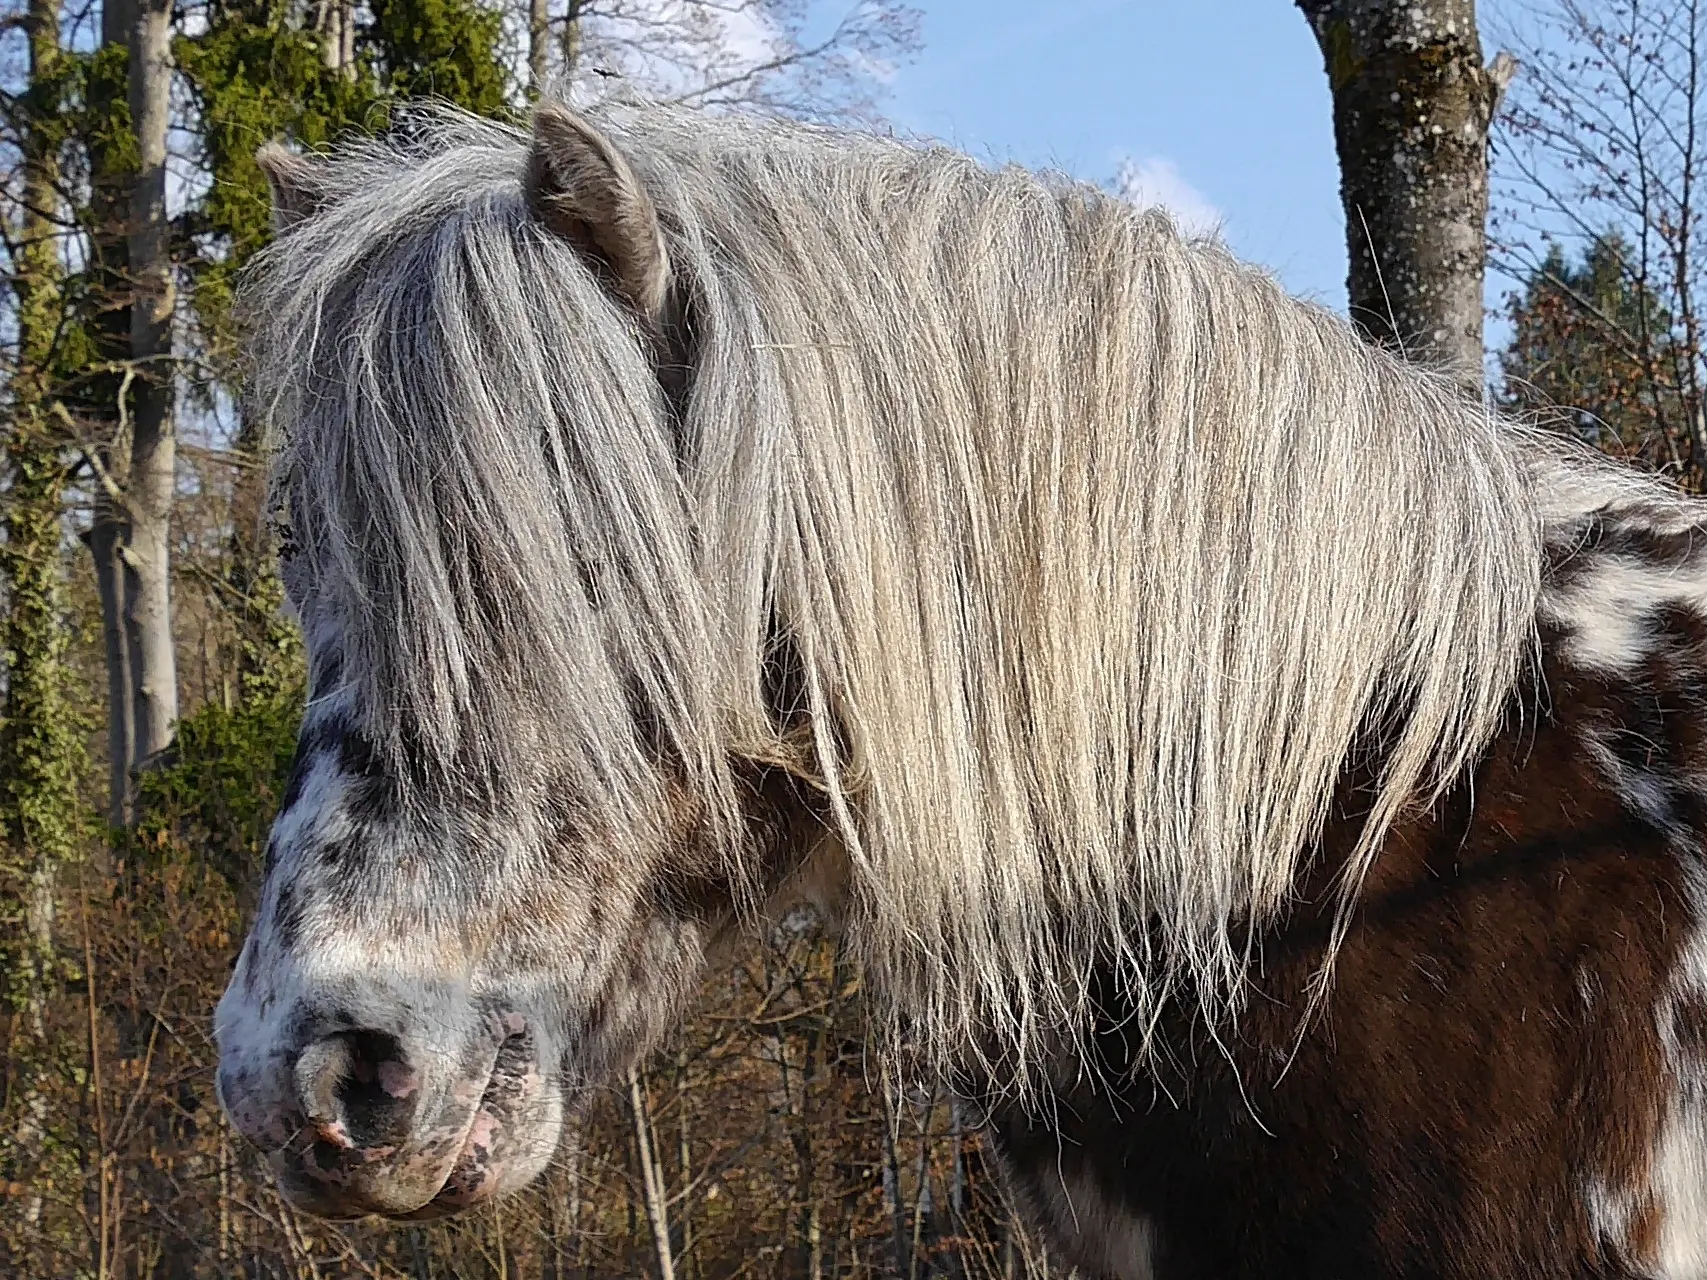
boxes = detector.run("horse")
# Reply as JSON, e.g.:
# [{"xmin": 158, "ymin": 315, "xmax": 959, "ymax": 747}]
[{"xmin": 213, "ymin": 98, "xmax": 1707, "ymax": 1278}]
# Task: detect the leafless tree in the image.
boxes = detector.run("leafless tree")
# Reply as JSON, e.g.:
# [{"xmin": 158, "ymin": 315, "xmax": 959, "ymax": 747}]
[
  {"xmin": 530, "ymin": 0, "xmax": 921, "ymax": 124},
  {"xmin": 1492, "ymin": 0, "xmax": 1707, "ymax": 479}
]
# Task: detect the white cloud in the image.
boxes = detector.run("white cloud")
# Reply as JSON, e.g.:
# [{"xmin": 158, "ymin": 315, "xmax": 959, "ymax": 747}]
[
  {"xmin": 1112, "ymin": 156, "xmax": 1222, "ymax": 238},
  {"xmin": 711, "ymin": 2, "xmax": 786, "ymax": 70}
]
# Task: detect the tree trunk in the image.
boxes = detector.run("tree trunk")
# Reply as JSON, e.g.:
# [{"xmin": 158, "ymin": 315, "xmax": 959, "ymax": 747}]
[
  {"xmin": 317, "ymin": 0, "xmax": 356, "ymax": 74},
  {"xmin": 341, "ymin": 0, "xmax": 356, "ymax": 72},
  {"xmin": 2, "ymin": 0, "xmax": 80, "ymax": 1249},
  {"xmin": 882, "ymin": 1087, "xmax": 910, "ymax": 1279},
  {"xmin": 1296, "ymin": 0, "xmax": 1514, "ymax": 384},
  {"xmin": 126, "ymin": 0, "xmax": 179, "ymax": 767},
  {"xmin": 88, "ymin": 0, "xmax": 136, "ymax": 828},
  {"xmin": 628, "ymin": 1066, "xmax": 676, "ymax": 1280},
  {"xmin": 947, "ymin": 1096, "xmax": 966, "ymax": 1280},
  {"xmin": 782, "ymin": 1015, "xmax": 822, "ymax": 1280},
  {"xmin": 88, "ymin": 515, "xmax": 132, "ymax": 826},
  {"xmin": 908, "ymin": 1091, "xmax": 937, "ymax": 1280},
  {"xmin": 4, "ymin": 0, "xmax": 75, "ymax": 1012},
  {"xmin": 562, "ymin": 0, "xmax": 583, "ymax": 84},
  {"xmin": 571, "ymin": 1128, "xmax": 588, "ymax": 1280},
  {"xmin": 529, "ymin": 0, "xmax": 549, "ymax": 95},
  {"xmin": 673, "ymin": 1049, "xmax": 696, "ymax": 1280},
  {"xmin": 226, "ymin": 416, "xmax": 300, "ymax": 707}
]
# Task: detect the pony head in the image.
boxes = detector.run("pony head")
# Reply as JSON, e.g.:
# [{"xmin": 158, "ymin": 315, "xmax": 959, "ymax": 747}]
[{"xmin": 213, "ymin": 104, "xmax": 828, "ymax": 1219}]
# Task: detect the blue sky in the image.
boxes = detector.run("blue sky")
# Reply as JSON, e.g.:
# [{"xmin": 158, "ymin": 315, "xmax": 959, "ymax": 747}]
[{"xmin": 884, "ymin": 0, "xmax": 1349, "ymax": 307}]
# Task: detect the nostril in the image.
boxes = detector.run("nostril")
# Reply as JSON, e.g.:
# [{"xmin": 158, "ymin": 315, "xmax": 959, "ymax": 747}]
[{"xmin": 294, "ymin": 1028, "xmax": 421, "ymax": 1152}]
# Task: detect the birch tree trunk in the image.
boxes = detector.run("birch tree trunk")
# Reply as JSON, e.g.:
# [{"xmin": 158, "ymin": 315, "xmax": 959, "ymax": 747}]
[
  {"xmin": 1295, "ymin": 0, "xmax": 1514, "ymax": 384},
  {"xmin": 125, "ymin": 0, "xmax": 179, "ymax": 766},
  {"xmin": 315, "ymin": 0, "xmax": 356, "ymax": 73}
]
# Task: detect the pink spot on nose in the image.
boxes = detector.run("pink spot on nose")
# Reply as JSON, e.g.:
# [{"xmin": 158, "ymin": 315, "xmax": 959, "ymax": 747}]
[
  {"xmin": 378, "ymin": 1059, "xmax": 419, "ymax": 1099},
  {"xmin": 483, "ymin": 1010, "xmax": 529, "ymax": 1043},
  {"xmin": 314, "ymin": 1118, "xmax": 355, "ymax": 1150}
]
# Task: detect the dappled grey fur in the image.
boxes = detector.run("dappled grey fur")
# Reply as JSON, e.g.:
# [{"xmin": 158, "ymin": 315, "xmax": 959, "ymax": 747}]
[{"xmin": 243, "ymin": 101, "xmax": 1636, "ymax": 1090}]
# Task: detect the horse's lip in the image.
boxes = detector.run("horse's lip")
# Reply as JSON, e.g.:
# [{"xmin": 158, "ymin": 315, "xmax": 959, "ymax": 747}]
[
  {"xmin": 393, "ymin": 1035, "xmax": 537, "ymax": 1220},
  {"xmin": 391, "ymin": 1115, "xmax": 502, "ymax": 1219},
  {"xmin": 267, "ymin": 1075, "xmax": 489, "ymax": 1220}
]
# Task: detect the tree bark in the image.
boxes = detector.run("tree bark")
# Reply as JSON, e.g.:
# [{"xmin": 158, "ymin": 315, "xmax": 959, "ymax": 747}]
[
  {"xmin": 947, "ymin": 1096, "xmax": 966, "ymax": 1280},
  {"xmin": 781, "ymin": 1013, "xmax": 822, "ymax": 1280},
  {"xmin": 562, "ymin": 0, "xmax": 584, "ymax": 84},
  {"xmin": 4, "ymin": 0, "xmax": 75, "ymax": 1000},
  {"xmin": 529, "ymin": 0, "xmax": 550, "ymax": 95},
  {"xmin": 882, "ymin": 1086, "xmax": 909, "ymax": 1279},
  {"xmin": 87, "ymin": 515, "xmax": 132, "ymax": 826},
  {"xmin": 673, "ymin": 1049, "xmax": 696, "ymax": 1280},
  {"xmin": 1296, "ymin": 0, "xmax": 1514, "ymax": 384},
  {"xmin": 88, "ymin": 0, "xmax": 136, "ymax": 828},
  {"xmin": 628, "ymin": 1066, "xmax": 676, "ymax": 1280},
  {"xmin": 125, "ymin": 0, "xmax": 179, "ymax": 767},
  {"xmin": 316, "ymin": 0, "xmax": 356, "ymax": 74},
  {"xmin": 2, "ymin": 0, "xmax": 80, "ymax": 1247}
]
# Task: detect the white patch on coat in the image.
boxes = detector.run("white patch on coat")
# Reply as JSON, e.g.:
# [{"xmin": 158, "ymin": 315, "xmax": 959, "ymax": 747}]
[
  {"xmin": 1582, "ymin": 727, "xmax": 1684, "ymax": 839},
  {"xmin": 1650, "ymin": 865, "xmax": 1707, "ymax": 1279},
  {"xmin": 215, "ymin": 723, "xmax": 480, "ymax": 1072},
  {"xmin": 1649, "ymin": 1099, "xmax": 1707, "ymax": 1278},
  {"xmin": 1542, "ymin": 554, "xmax": 1707, "ymax": 674},
  {"xmin": 1588, "ymin": 859, "xmax": 1707, "ymax": 1278}
]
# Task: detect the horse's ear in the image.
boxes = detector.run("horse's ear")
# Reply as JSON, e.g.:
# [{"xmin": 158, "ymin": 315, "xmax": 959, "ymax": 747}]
[
  {"xmin": 524, "ymin": 103, "xmax": 670, "ymax": 319},
  {"xmin": 256, "ymin": 142, "xmax": 328, "ymax": 233}
]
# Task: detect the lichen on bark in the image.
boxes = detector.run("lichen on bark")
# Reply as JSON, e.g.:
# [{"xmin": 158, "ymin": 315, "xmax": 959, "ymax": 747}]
[
  {"xmin": 1, "ymin": 0, "xmax": 88, "ymax": 1031},
  {"xmin": 1297, "ymin": 0, "xmax": 1513, "ymax": 385}
]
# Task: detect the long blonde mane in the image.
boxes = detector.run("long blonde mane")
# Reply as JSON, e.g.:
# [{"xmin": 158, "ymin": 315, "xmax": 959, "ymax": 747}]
[{"xmin": 246, "ymin": 102, "xmax": 1556, "ymax": 1090}]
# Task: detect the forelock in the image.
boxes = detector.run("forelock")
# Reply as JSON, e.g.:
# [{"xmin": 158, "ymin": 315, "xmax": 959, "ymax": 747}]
[{"xmin": 243, "ymin": 107, "xmax": 731, "ymax": 846}]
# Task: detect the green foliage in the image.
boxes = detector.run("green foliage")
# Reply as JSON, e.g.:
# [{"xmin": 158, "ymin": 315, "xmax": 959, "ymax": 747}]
[
  {"xmin": 176, "ymin": 5, "xmax": 379, "ymax": 347},
  {"xmin": 175, "ymin": 0, "xmax": 512, "ymax": 357},
  {"xmin": 79, "ymin": 41, "xmax": 139, "ymax": 178},
  {"xmin": 366, "ymin": 0, "xmax": 509, "ymax": 114},
  {"xmin": 1, "ymin": 8, "xmax": 90, "ymax": 1013},
  {"xmin": 0, "ymin": 454, "xmax": 89, "ymax": 864},
  {"xmin": 0, "ymin": 443, "xmax": 91, "ymax": 1009},
  {"xmin": 233, "ymin": 557, "xmax": 305, "ymax": 704},
  {"xmin": 130, "ymin": 664, "xmax": 304, "ymax": 892}
]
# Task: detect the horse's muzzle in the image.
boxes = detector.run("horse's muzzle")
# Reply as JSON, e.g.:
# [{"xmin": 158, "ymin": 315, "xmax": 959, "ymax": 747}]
[{"xmin": 217, "ymin": 1008, "xmax": 558, "ymax": 1219}]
